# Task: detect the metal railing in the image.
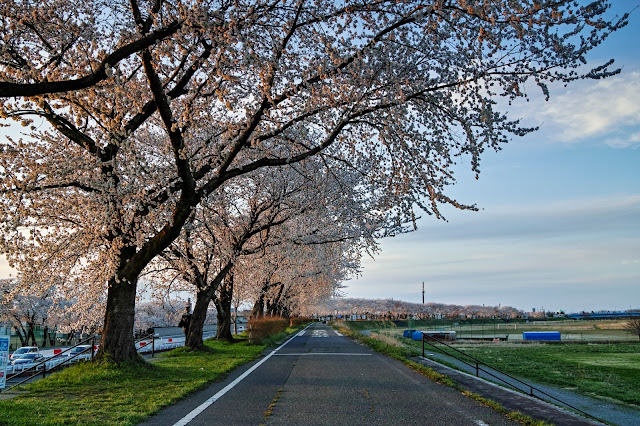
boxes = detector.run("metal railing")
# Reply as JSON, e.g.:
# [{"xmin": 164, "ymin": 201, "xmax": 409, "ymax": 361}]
[
  {"xmin": 2, "ymin": 335, "xmax": 98, "ymax": 392},
  {"xmin": 421, "ymin": 333, "xmax": 606, "ymax": 424},
  {"xmin": 135, "ymin": 333, "xmax": 156, "ymax": 357}
]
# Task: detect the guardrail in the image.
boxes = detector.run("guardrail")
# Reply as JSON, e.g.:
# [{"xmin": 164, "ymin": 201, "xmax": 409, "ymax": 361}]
[
  {"xmin": 420, "ymin": 333, "xmax": 606, "ymax": 424},
  {"xmin": 3, "ymin": 331, "xmax": 217, "ymax": 392},
  {"xmin": 3, "ymin": 335, "xmax": 98, "ymax": 392},
  {"xmin": 135, "ymin": 333, "xmax": 156, "ymax": 357}
]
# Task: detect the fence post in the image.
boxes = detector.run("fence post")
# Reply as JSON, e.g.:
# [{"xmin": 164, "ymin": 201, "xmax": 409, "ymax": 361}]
[
  {"xmin": 91, "ymin": 336, "xmax": 95, "ymax": 362},
  {"xmin": 152, "ymin": 336, "xmax": 155, "ymax": 358},
  {"xmin": 422, "ymin": 335, "xmax": 424, "ymax": 357},
  {"xmin": 42, "ymin": 361, "xmax": 47, "ymax": 379},
  {"xmin": 475, "ymin": 362, "xmax": 479, "ymax": 376}
]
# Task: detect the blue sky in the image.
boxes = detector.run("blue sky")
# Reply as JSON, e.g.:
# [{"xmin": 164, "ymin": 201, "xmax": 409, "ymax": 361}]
[{"xmin": 347, "ymin": 2, "xmax": 640, "ymax": 313}]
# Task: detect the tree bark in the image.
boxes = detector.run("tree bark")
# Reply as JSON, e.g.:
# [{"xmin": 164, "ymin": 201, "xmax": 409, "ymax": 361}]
[
  {"xmin": 250, "ymin": 293, "xmax": 265, "ymax": 319},
  {"xmin": 184, "ymin": 261, "xmax": 233, "ymax": 350},
  {"xmin": 41, "ymin": 326, "xmax": 49, "ymax": 347},
  {"xmin": 14, "ymin": 325, "xmax": 27, "ymax": 346},
  {"xmin": 214, "ymin": 274, "xmax": 234, "ymax": 342},
  {"xmin": 96, "ymin": 275, "xmax": 139, "ymax": 362},
  {"xmin": 267, "ymin": 283, "xmax": 285, "ymax": 317},
  {"xmin": 27, "ymin": 323, "xmax": 36, "ymax": 346},
  {"xmin": 185, "ymin": 288, "xmax": 214, "ymax": 349}
]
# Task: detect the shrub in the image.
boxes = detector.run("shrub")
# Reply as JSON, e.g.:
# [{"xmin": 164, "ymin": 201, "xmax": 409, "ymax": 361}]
[
  {"xmin": 289, "ymin": 317, "xmax": 311, "ymax": 328},
  {"xmin": 248, "ymin": 317, "xmax": 289, "ymax": 344}
]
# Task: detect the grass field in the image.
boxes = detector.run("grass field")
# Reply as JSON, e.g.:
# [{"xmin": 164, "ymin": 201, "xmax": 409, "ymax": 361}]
[
  {"xmin": 446, "ymin": 342, "xmax": 640, "ymax": 407},
  {"xmin": 0, "ymin": 339, "xmax": 266, "ymax": 425},
  {"xmin": 347, "ymin": 319, "xmax": 640, "ymax": 407},
  {"xmin": 0, "ymin": 326, "xmax": 309, "ymax": 426},
  {"xmin": 351, "ymin": 318, "xmax": 639, "ymax": 342}
]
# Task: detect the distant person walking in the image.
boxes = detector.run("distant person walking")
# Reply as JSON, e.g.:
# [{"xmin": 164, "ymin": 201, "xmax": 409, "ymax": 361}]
[{"xmin": 178, "ymin": 305, "xmax": 192, "ymax": 338}]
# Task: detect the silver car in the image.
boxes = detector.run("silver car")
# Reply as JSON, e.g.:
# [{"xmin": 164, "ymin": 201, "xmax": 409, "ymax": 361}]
[{"xmin": 11, "ymin": 352, "xmax": 45, "ymax": 365}]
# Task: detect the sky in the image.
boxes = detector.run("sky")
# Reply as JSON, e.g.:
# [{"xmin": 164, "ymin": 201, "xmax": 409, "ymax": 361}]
[
  {"xmin": 345, "ymin": 2, "xmax": 640, "ymax": 313},
  {"xmin": 1, "ymin": 2, "xmax": 639, "ymax": 315}
]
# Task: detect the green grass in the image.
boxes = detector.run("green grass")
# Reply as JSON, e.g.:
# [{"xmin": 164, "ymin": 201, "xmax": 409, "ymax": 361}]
[
  {"xmin": 419, "ymin": 341, "xmax": 640, "ymax": 407},
  {"xmin": 344, "ymin": 318, "xmax": 639, "ymax": 342},
  {"xmin": 0, "ymin": 339, "xmax": 266, "ymax": 425}
]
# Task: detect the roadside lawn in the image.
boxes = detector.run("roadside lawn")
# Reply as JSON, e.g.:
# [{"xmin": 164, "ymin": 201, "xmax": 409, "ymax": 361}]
[
  {"xmin": 0, "ymin": 338, "xmax": 265, "ymax": 426},
  {"xmin": 415, "ymin": 340, "xmax": 640, "ymax": 407}
]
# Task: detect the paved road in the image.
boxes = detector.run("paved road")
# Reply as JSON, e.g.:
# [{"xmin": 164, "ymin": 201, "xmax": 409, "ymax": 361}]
[{"xmin": 142, "ymin": 323, "xmax": 517, "ymax": 425}]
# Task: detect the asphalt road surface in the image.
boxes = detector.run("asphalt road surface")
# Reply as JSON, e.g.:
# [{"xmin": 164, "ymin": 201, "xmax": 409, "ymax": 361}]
[{"xmin": 142, "ymin": 323, "xmax": 518, "ymax": 425}]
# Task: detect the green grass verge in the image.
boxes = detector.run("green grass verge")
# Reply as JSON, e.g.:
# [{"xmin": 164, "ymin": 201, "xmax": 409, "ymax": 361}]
[
  {"xmin": 442, "ymin": 342, "xmax": 640, "ymax": 407},
  {"xmin": 334, "ymin": 323, "xmax": 550, "ymax": 426},
  {"xmin": 0, "ymin": 339, "xmax": 266, "ymax": 426}
]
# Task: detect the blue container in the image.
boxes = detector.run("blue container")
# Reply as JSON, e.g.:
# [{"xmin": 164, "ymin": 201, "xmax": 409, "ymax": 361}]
[
  {"xmin": 403, "ymin": 329, "xmax": 416, "ymax": 338},
  {"xmin": 523, "ymin": 331, "xmax": 561, "ymax": 341},
  {"xmin": 411, "ymin": 331, "xmax": 423, "ymax": 341}
]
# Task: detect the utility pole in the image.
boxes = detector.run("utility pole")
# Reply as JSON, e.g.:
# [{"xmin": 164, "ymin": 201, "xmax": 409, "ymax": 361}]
[{"xmin": 422, "ymin": 282, "xmax": 425, "ymax": 304}]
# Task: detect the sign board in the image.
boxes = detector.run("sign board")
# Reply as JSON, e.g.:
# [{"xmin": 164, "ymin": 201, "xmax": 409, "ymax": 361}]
[{"xmin": 0, "ymin": 335, "xmax": 9, "ymax": 390}]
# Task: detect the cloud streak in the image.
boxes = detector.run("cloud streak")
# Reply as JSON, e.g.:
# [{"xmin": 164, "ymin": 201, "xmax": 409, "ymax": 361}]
[
  {"xmin": 519, "ymin": 72, "xmax": 640, "ymax": 147},
  {"xmin": 353, "ymin": 193, "xmax": 640, "ymax": 312}
]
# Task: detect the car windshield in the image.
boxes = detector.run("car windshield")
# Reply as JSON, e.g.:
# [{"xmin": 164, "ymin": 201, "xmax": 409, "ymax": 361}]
[
  {"xmin": 71, "ymin": 346, "xmax": 90, "ymax": 353},
  {"xmin": 14, "ymin": 347, "xmax": 35, "ymax": 355},
  {"xmin": 16, "ymin": 353, "xmax": 38, "ymax": 359}
]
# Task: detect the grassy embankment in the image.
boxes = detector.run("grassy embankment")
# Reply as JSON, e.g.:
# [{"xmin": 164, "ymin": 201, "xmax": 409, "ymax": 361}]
[
  {"xmin": 350, "ymin": 319, "xmax": 640, "ymax": 407},
  {"xmin": 0, "ymin": 327, "xmax": 302, "ymax": 426},
  {"xmin": 432, "ymin": 342, "xmax": 640, "ymax": 407},
  {"xmin": 334, "ymin": 322, "xmax": 548, "ymax": 426}
]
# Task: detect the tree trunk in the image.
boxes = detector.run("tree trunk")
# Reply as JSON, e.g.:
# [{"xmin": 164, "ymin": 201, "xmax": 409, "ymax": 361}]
[
  {"xmin": 185, "ymin": 288, "xmax": 214, "ymax": 349},
  {"xmin": 14, "ymin": 325, "xmax": 27, "ymax": 346},
  {"xmin": 214, "ymin": 274, "xmax": 234, "ymax": 342},
  {"xmin": 251, "ymin": 293, "xmax": 265, "ymax": 319},
  {"xmin": 267, "ymin": 284, "xmax": 285, "ymax": 317},
  {"xmin": 41, "ymin": 326, "xmax": 49, "ymax": 347},
  {"xmin": 96, "ymin": 275, "xmax": 139, "ymax": 362},
  {"xmin": 27, "ymin": 323, "xmax": 36, "ymax": 346},
  {"xmin": 185, "ymin": 261, "xmax": 233, "ymax": 350}
]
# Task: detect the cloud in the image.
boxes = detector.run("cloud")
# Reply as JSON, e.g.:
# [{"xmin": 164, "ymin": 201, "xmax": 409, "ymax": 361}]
[
  {"xmin": 416, "ymin": 194, "xmax": 640, "ymax": 242},
  {"xmin": 527, "ymin": 72, "xmax": 640, "ymax": 146},
  {"xmin": 605, "ymin": 131, "xmax": 640, "ymax": 148},
  {"xmin": 352, "ymin": 193, "xmax": 640, "ymax": 311}
]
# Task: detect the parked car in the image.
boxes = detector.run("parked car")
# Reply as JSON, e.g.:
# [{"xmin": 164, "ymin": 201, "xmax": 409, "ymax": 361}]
[
  {"xmin": 10, "ymin": 353, "xmax": 45, "ymax": 365},
  {"xmin": 62, "ymin": 345, "xmax": 94, "ymax": 360},
  {"xmin": 9, "ymin": 346, "xmax": 39, "ymax": 361}
]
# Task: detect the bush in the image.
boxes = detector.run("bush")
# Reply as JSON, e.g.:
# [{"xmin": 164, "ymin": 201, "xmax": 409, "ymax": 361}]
[
  {"xmin": 248, "ymin": 317, "xmax": 289, "ymax": 344},
  {"xmin": 289, "ymin": 317, "xmax": 311, "ymax": 328}
]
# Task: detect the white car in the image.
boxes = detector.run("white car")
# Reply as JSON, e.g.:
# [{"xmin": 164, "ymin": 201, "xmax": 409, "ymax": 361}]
[
  {"xmin": 62, "ymin": 345, "xmax": 94, "ymax": 360},
  {"xmin": 9, "ymin": 346, "xmax": 39, "ymax": 361},
  {"xmin": 11, "ymin": 352, "xmax": 45, "ymax": 365}
]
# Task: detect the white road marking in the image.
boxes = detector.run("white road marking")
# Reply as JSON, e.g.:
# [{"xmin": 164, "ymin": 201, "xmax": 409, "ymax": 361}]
[
  {"xmin": 475, "ymin": 421, "xmax": 489, "ymax": 426},
  {"xmin": 311, "ymin": 330, "xmax": 329, "ymax": 338},
  {"xmin": 274, "ymin": 353, "xmax": 372, "ymax": 356},
  {"xmin": 335, "ymin": 331, "xmax": 343, "ymax": 336},
  {"xmin": 172, "ymin": 324, "xmax": 311, "ymax": 426}
]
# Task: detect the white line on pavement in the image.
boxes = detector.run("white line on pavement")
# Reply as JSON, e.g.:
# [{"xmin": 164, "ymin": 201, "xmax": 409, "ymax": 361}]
[
  {"xmin": 172, "ymin": 325, "xmax": 311, "ymax": 426},
  {"xmin": 273, "ymin": 353, "xmax": 372, "ymax": 356}
]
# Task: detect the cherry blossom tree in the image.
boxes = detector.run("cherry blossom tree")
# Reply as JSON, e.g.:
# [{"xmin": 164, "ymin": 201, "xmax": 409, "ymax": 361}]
[
  {"xmin": 0, "ymin": 1, "xmax": 627, "ymax": 362},
  {"xmin": 0, "ymin": 279, "xmax": 57, "ymax": 346},
  {"xmin": 152, "ymin": 158, "xmax": 387, "ymax": 347},
  {"xmin": 134, "ymin": 299, "xmax": 186, "ymax": 333}
]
